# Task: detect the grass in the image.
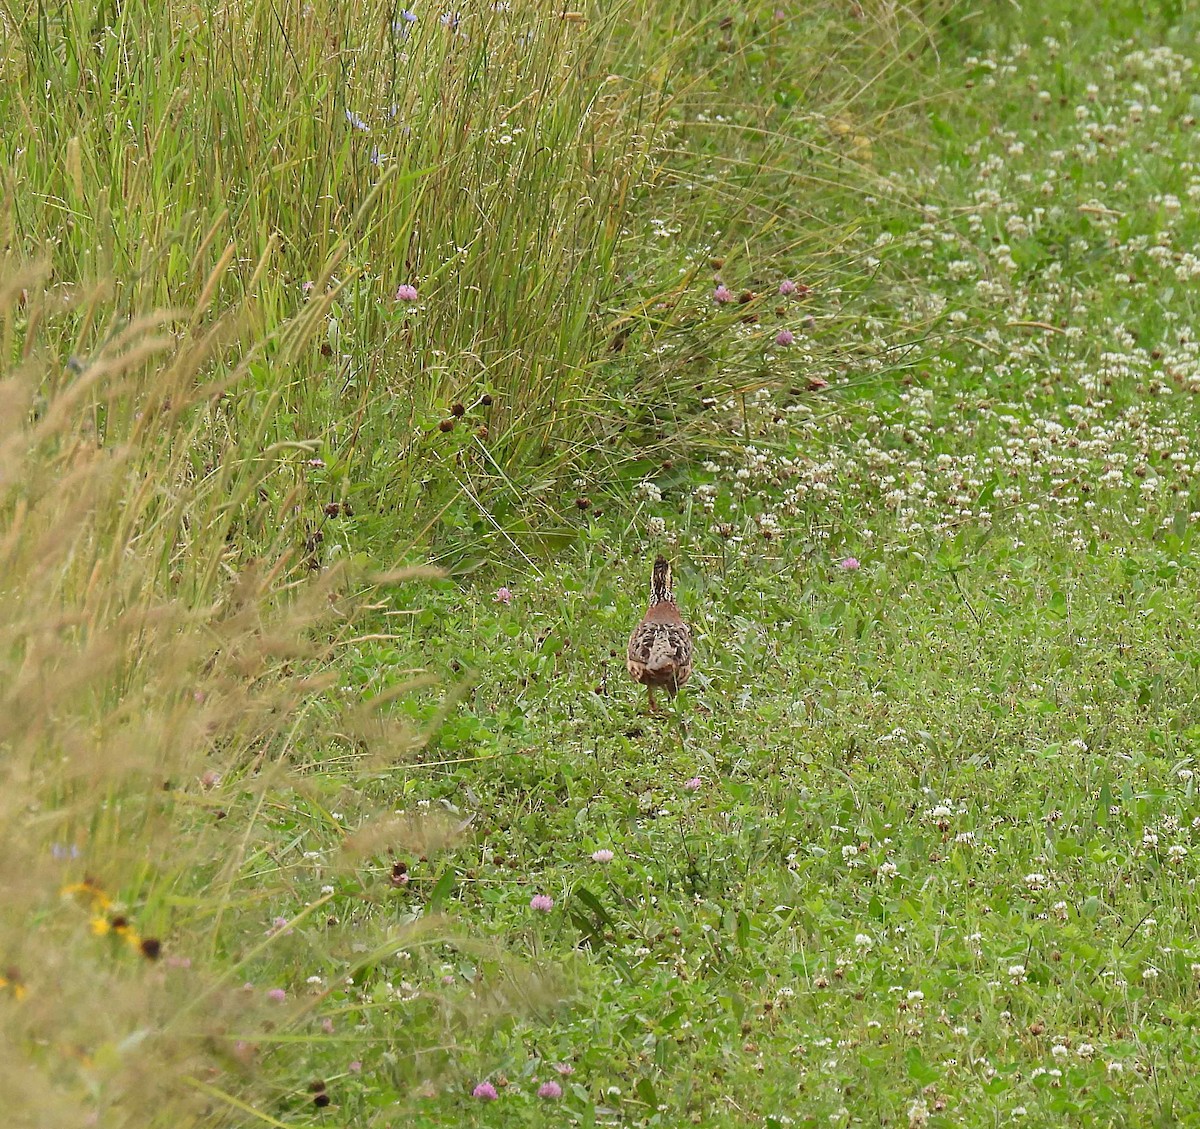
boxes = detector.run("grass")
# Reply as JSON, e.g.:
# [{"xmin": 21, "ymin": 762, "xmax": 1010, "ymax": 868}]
[{"xmin": 7, "ymin": 0, "xmax": 1200, "ymax": 1125}]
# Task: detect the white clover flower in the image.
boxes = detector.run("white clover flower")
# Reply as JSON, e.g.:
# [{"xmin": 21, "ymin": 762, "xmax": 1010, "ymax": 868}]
[{"xmin": 635, "ymin": 479, "xmax": 663, "ymax": 503}]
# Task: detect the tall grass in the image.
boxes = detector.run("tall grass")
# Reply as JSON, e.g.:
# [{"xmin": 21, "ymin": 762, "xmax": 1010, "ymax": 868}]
[
  {"xmin": 2, "ymin": 0, "xmax": 942, "ymax": 553},
  {"xmin": 0, "ymin": 254, "xmax": 483, "ymax": 1123},
  {"xmin": 0, "ymin": 254, "xmax": 327, "ymax": 1118},
  {"xmin": 3, "ymin": 0, "xmax": 676, "ymax": 550}
]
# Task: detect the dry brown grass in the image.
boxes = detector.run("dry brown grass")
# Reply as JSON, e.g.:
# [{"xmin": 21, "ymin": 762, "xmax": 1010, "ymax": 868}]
[{"xmin": 0, "ymin": 257, "xmax": 399, "ymax": 1125}]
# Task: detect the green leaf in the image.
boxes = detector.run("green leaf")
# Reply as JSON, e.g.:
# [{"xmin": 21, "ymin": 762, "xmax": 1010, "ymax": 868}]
[
  {"xmin": 1174, "ymin": 507, "xmax": 1189, "ymax": 540},
  {"xmin": 427, "ymin": 867, "xmax": 454, "ymax": 910},
  {"xmin": 929, "ymin": 113, "xmax": 955, "ymax": 139},
  {"xmin": 1097, "ymin": 783, "xmax": 1112, "ymax": 825},
  {"xmin": 574, "ymin": 886, "xmax": 615, "ymax": 928},
  {"xmin": 736, "ymin": 910, "xmax": 751, "ymax": 950},
  {"xmin": 906, "ymin": 1047, "xmax": 938, "ymax": 1086}
]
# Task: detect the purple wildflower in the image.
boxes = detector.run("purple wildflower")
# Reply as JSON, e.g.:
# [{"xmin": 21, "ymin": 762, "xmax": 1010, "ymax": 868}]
[
  {"xmin": 591, "ymin": 849, "xmax": 614, "ymax": 863},
  {"xmin": 774, "ymin": 329, "xmax": 795, "ymax": 347},
  {"xmin": 713, "ymin": 284, "xmax": 734, "ymax": 304},
  {"xmin": 683, "ymin": 777, "xmax": 703, "ymax": 792},
  {"xmin": 348, "ymin": 1060, "xmax": 363, "ymax": 1073},
  {"xmin": 530, "ymin": 894, "xmax": 554, "ymax": 913},
  {"xmin": 472, "ymin": 1082, "xmax": 498, "ymax": 1101},
  {"xmin": 321, "ymin": 1018, "xmax": 335, "ymax": 1034},
  {"xmin": 266, "ymin": 988, "xmax": 287, "ymax": 1002},
  {"xmin": 395, "ymin": 284, "xmax": 419, "ymax": 302},
  {"xmin": 553, "ymin": 1063, "xmax": 575, "ymax": 1076},
  {"xmin": 494, "ymin": 586, "xmax": 512, "ymax": 605},
  {"xmin": 537, "ymin": 1081, "xmax": 563, "ymax": 1100},
  {"xmin": 778, "ymin": 279, "xmax": 798, "ymax": 295},
  {"xmin": 345, "ymin": 110, "xmax": 370, "ymax": 132},
  {"xmin": 839, "ymin": 557, "xmax": 861, "ymax": 571}
]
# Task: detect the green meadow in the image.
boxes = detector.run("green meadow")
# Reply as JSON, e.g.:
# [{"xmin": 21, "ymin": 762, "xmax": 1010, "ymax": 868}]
[{"xmin": 5, "ymin": 0, "xmax": 1200, "ymax": 1125}]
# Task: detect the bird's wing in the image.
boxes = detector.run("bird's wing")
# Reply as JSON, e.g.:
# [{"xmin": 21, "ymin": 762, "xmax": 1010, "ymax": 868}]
[{"xmin": 643, "ymin": 622, "xmax": 691, "ymax": 673}]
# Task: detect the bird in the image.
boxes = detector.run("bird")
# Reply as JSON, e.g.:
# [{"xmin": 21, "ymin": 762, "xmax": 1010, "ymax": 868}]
[{"xmin": 626, "ymin": 555, "xmax": 694, "ymax": 712}]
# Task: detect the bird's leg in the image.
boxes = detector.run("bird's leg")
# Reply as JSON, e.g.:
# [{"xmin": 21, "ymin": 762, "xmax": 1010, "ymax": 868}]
[
  {"xmin": 668, "ymin": 687, "xmax": 688, "ymax": 739},
  {"xmin": 647, "ymin": 686, "xmax": 658, "ymax": 714}
]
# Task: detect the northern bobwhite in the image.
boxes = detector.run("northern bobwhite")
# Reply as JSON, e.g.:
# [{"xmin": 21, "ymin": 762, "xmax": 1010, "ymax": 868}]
[{"xmin": 626, "ymin": 555, "xmax": 694, "ymax": 711}]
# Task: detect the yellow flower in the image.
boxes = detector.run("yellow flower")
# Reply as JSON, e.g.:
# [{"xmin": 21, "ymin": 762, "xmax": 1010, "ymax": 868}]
[
  {"xmin": 90, "ymin": 917, "xmax": 111, "ymax": 936},
  {"xmin": 61, "ymin": 879, "xmax": 112, "ymax": 912}
]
